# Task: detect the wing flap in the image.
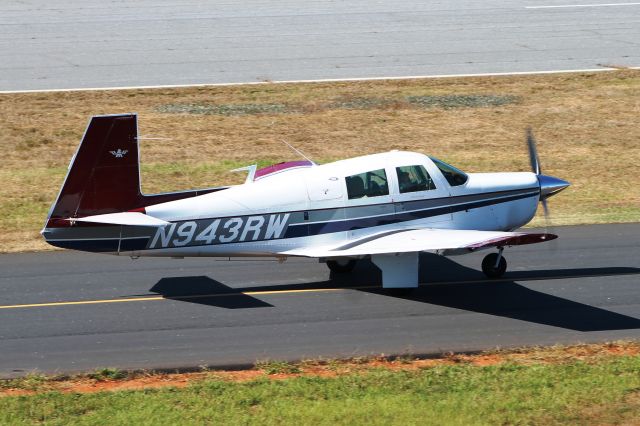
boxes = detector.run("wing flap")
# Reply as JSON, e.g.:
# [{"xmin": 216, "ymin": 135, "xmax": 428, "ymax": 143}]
[{"xmin": 282, "ymin": 228, "xmax": 556, "ymax": 258}]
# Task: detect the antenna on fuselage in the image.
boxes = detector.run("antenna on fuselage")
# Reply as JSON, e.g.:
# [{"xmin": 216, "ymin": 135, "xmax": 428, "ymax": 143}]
[
  {"xmin": 280, "ymin": 139, "xmax": 317, "ymax": 165},
  {"xmin": 230, "ymin": 164, "xmax": 257, "ymax": 183},
  {"xmin": 267, "ymin": 120, "xmax": 316, "ymax": 165}
]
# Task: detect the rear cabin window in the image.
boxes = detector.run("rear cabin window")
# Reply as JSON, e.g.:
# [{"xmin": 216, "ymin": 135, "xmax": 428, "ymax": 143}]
[
  {"xmin": 345, "ymin": 169, "xmax": 389, "ymax": 199},
  {"xmin": 430, "ymin": 157, "xmax": 469, "ymax": 186},
  {"xmin": 396, "ymin": 165, "xmax": 437, "ymax": 193}
]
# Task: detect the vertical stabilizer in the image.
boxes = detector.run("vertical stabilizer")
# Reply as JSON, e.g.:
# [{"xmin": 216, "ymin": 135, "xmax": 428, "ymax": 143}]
[{"xmin": 46, "ymin": 114, "xmax": 141, "ymax": 225}]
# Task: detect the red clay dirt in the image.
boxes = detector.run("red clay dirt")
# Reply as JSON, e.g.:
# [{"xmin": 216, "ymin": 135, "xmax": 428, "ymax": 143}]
[{"xmin": 2, "ymin": 341, "xmax": 638, "ymax": 397}]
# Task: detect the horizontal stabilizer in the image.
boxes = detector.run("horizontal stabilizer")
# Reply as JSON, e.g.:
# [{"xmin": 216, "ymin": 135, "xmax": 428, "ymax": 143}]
[{"xmin": 71, "ymin": 212, "xmax": 170, "ymax": 227}]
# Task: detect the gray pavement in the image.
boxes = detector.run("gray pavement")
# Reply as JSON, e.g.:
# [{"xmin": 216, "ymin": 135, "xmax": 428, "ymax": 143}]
[
  {"xmin": 1, "ymin": 0, "xmax": 639, "ymax": 91},
  {"xmin": 0, "ymin": 223, "xmax": 639, "ymax": 377}
]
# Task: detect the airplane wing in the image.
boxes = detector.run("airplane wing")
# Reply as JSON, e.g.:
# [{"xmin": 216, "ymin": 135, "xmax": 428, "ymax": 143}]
[
  {"xmin": 70, "ymin": 212, "xmax": 170, "ymax": 227},
  {"xmin": 281, "ymin": 228, "xmax": 556, "ymax": 258}
]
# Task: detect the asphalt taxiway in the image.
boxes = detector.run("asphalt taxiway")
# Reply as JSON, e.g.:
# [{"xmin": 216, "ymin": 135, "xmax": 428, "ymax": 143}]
[
  {"xmin": 1, "ymin": 0, "xmax": 639, "ymax": 91},
  {"xmin": 0, "ymin": 223, "xmax": 639, "ymax": 378}
]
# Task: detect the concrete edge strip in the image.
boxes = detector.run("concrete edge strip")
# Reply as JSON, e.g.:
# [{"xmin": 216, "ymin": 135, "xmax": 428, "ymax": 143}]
[{"xmin": 1, "ymin": 67, "xmax": 638, "ymax": 94}]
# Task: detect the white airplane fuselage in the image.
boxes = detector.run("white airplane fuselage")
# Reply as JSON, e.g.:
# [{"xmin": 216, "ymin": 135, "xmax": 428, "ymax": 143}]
[{"xmin": 137, "ymin": 151, "xmax": 540, "ymax": 258}]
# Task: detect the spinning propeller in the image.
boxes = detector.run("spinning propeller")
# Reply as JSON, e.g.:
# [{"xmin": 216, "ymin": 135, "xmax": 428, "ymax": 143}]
[{"xmin": 525, "ymin": 127, "xmax": 570, "ymax": 222}]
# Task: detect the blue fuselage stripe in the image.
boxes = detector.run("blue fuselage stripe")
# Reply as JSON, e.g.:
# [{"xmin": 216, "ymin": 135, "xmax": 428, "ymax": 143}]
[{"xmin": 284, "ymin": 191, "xmax": 538, "ymax": 238}]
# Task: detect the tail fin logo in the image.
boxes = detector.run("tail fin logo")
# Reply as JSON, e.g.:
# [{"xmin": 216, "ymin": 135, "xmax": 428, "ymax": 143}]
[{"xmin": 110, "ymin": 149, "xmax": 128, "ymax": 158}]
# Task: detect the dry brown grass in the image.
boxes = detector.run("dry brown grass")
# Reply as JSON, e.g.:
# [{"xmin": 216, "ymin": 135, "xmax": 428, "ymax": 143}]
[{"xmin": 1, "ymin": 70, "xmax": 639, "ymax": 252}]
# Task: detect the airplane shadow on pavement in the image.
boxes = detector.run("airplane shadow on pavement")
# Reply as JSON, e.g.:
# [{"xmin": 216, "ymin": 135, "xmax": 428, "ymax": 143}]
[
  {"xmin": 355, "ymin": 255, "xmax": 640, "ymax": 332},
  {"xmin": 148, "ymin": 254, "xmax": 640, "ymax": 332},
  {"xmin": 150, "ymin": 276, "xmax": 273, "ymax": 309}
]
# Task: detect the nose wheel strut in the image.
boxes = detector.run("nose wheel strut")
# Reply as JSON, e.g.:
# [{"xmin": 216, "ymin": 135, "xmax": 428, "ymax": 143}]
[{"xmin": 482, "ymin": 247, "xmax": 507, "ymax": 279}]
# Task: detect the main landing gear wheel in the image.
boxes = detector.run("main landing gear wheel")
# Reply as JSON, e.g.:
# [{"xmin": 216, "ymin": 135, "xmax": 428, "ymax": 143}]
[
  {"xmin": 326, "ymin": 259, "xmax": 357, "ymax": 273},
  {"xmin": 482, "ymin": 252, "xmax": 507, "ymax": 279}
]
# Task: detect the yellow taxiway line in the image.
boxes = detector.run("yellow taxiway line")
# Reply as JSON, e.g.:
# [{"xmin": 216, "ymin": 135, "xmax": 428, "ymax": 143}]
[
  {"xmin": 0, "ymin": 288, "xmax": 345, "ymax": 310},
  {"xmin": 3, "ymin": 270, "xmax": 630, "ymax": 310}
]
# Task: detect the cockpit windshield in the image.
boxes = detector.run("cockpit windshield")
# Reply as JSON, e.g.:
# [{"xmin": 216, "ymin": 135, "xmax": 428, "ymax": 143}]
[{"xmin": 429, "ymin": 157, "xmax": 468, "ymax": 186}]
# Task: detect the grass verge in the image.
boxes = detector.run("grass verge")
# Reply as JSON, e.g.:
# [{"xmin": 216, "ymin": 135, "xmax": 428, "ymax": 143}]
[
  {"xmin": 1, "ymin": 70, "xmax": 639, "ymax": 252},
  {"xmin": 1, "ymin": 342, "xmax": 640, "ymax": 425}
]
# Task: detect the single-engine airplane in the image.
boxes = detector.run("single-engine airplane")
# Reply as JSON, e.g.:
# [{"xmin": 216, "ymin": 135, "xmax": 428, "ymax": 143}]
[{"xmin": 42, "ymin": 114, "xmax": 569, "ymax": 289}]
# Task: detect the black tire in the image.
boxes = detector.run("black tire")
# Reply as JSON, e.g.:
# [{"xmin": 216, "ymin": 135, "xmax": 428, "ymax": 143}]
[
  {"xmin": 327, "ymin": 259, "xmax": 357, "ymax": 273},
  {"xmin": 482, "ymin": 253, "xmax": 507, "ymax": 279}
]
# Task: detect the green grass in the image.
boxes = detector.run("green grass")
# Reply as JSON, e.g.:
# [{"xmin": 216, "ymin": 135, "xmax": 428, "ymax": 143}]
[
  {"xmin": 87, "ymin": 368, "xmax": 127, "ymax": 382},
  {"xmin": 255, "ymin": 360, "xmax": 302, "ymax": 375},
  {"xmin": 0, "ymin": 373, "xmax": 50, "ymax": 392},
  {"xmin": 2, "ymin": 357, "xmax": 640, "ymax": 425}
]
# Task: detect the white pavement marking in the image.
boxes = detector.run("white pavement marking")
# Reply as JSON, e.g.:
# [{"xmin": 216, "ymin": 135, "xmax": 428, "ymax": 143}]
[
  {"xmin": 526, "ymin": 2, "xmax": 640, "ymax": 8},
  {"xmin": 2, "ymin": 68, "xmax": 637, "ymax": 95}
]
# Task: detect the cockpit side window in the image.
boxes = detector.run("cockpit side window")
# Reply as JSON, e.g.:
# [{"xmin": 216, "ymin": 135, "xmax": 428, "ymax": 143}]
[
  {"xmin": 345, "ymin": 169, "xmax": 389, "ymax": 199},
  {"xmin": 396, "ymin": 165, "xmax": 436, "ymax": 193},
  {"xmin": 430, "ymin": 157, "xmax": 468, "ymax": 186}
]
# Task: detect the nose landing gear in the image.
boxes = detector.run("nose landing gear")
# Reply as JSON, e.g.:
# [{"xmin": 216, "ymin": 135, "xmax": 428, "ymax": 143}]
[{"xmin": 482, "ymin": 248, "xmax": 507, "ymax": 279}]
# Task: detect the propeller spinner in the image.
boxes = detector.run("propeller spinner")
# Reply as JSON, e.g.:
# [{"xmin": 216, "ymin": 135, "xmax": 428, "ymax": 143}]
[{"xmin": 525, "ymin": 127, "xmax": 570, "ymax": 218}]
